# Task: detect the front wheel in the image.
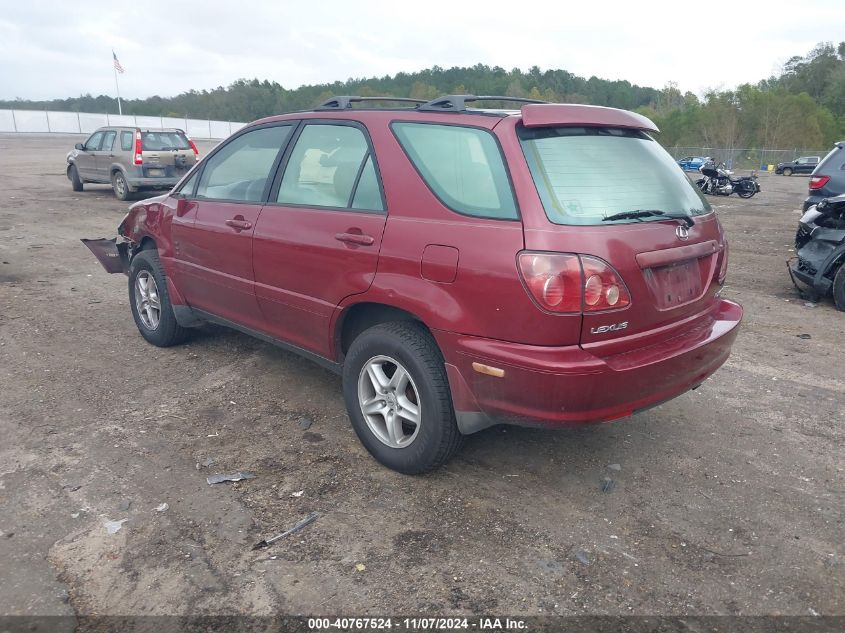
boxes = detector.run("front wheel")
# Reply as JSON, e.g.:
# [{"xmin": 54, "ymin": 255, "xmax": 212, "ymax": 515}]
[
  {"xmin": 69, "ymin": 165, "xmax": 83, "ymax": 192},
  {"xmin": 342, "ymin": 322, "xmax": 463, "ymax": 474},
  {"xmin": 783, "ymin": 167, "xmax": 793, "ymax": 176},
  {"xmin": 128, "ymin": 250, "xmax": 189, "ymax": 347}
]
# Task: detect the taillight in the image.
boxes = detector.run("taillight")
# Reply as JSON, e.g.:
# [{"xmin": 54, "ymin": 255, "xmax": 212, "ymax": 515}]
[
  {"xmin": 134, "ymin": 131, "xmax": 143, "ymax": 165},
  {"xmin": 580, "ymin": 255, "xmax": 631, "ymax": 311},
  {"xmin": 809, "ymin": 175, "xmax": 830, "ymax": 190},
  {"xmin": 517, "ymin": 253, "xmax": 582, "ymax": 313},
  {"xmin": 717, "ymin": 241, "xmax": 729, "ymax": 285},
  {"xmin": 517, "ymin": 252, "xmax": 630, "ymax": 313},
  {"xmin": 187, "ymin": 138, "xmax": 199, "ymax": 157}
]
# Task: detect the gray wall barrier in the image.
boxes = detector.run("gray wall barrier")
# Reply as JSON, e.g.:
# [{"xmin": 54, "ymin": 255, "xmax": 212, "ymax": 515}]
[{"xmin": 0, "ymin": 109, "xmax": 246, "ymax": 140}]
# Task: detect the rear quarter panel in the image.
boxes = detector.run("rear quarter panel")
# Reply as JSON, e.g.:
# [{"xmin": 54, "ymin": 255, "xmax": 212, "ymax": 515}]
[{"xmin": 335, "ymin": 112, "xmax": 583, "ymax": 348}]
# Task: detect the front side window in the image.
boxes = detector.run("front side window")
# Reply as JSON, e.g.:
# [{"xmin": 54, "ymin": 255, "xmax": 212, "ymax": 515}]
[
  {"xmin": 392, "ymin": 122, "xmax": 517, "ymax": 220},
  {"xmin": 85, "ymin": 131, "xmax": 104, "ymax": 151},
  {"xmin": 120, "ymin": 131, "xmax": 133, "ymax": 151},
  {"xmin": 101, "ymin": 131, "xmax": 116, "ymax": 152},
  {"xmin": 175, "ymin": 168, "xmax": 200, "ymax": 197},
  {"xmin": 518, "ymin": 126, "xmax": 711, "ymax": 226},
  {"xmin": 195, "ymin": 125, "xmax": 291, "ymax": 202},
  {"xmin": 277, "ymin": 124, "xmax": 384, "ymax": 211}
]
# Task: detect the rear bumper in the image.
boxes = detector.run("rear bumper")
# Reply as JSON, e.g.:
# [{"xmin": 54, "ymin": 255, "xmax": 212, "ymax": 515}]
[
  {"xmin": 126, "ymin": 177, "xmax": 180, "ymax": 189},
  {"xmin": 436, "ymin": 299, "xmax": 742, "ymax": 433}
]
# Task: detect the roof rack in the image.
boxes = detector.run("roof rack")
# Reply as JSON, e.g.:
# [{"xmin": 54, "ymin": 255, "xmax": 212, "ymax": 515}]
[
  {"xmin": 417, "ymin": 95, "xmax": 548, "ymax": 112},
  {"xmin": 315, "ymin": 96, "xmax": 427, "ymax": 110}
]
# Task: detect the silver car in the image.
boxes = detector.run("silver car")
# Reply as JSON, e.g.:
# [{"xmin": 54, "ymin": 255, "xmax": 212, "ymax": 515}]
[{"xmin": 66, "ymin": 127, "xmax": 198, "ymax": 200}]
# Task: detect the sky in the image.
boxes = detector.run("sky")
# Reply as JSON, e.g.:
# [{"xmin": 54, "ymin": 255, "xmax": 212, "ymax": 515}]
[{"xmin": 1, "ymin": 0, "xmax": 844, "ymax": 102}]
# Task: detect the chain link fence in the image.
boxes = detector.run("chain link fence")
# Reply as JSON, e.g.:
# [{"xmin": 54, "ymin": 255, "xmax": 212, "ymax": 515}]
[
  {"xmin": 666, "ymin": 146, "xmax": 829, "ymax": 172},
  {"xmin": 0, "ymin": 109, "xmax": 246, "ymax": 140}
]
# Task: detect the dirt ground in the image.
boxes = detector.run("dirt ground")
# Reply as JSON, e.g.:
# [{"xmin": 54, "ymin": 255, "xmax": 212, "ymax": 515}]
[{"xmin": 0, "ymin": 134, "xmax": 843, "ymax": 622}]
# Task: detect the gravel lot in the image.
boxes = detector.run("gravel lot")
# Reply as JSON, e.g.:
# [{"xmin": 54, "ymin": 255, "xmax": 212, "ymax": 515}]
[{"xmin": 0, "ymin": 134, "xmax": 843, "ymax": 621}]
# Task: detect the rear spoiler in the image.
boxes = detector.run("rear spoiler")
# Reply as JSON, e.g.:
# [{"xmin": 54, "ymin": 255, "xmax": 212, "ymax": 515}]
[{"xmin": 520, "ymin": 104, "xmax": 659, "ymax": 133}]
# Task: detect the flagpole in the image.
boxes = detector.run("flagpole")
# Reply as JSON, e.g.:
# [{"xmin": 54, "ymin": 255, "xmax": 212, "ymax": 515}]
[{"xmin": 113, "ymin": 51, "xmax": 122, "ymax": 115}]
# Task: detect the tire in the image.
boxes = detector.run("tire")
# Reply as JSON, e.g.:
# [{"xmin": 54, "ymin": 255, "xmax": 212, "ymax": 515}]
[
  {"xmin": 342, "ymin": 321, "xmax": 463, "ymax": 474},
  {"xmin": 69, "ymin": 165, "xmax": 83, "ymax": 192},
  {"xmin": 112, "ymin": 170, "xmax": 132, "ymax": 201},
  {"xmin": 737, "ymin": 187, "xmax": 755, "ymax": 198},
  {"xmin": 783, "ymin": 167, "xmax": 793, "ymax": 176},
  {"xmin": 127, "ymin": 249, "xmax": 189, "ymax": 347},
  {"xmin": 833, "ymin": 265, "xmax": 845, "ymax": 312}
]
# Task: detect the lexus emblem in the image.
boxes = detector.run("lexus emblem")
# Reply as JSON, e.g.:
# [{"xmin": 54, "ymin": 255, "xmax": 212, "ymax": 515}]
[{"xmin": 676, "ymin": 225, "xmax": 690, "ymax": 241}]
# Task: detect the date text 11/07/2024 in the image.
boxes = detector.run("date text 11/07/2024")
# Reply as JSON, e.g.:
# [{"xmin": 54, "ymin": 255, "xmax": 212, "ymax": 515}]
[{"xmin": 307, "ymin": 617, "xmax": 528, "ymax": 630}]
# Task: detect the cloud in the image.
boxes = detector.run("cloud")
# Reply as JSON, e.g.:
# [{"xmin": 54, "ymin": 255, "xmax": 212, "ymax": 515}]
[{"xmin": 1, "ymin": 0, "xmax": 844, "ymax": 101}]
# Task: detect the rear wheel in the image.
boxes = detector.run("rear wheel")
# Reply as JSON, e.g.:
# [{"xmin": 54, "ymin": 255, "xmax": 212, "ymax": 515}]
[
  {"xmin": 783, "ymin": 167, "xmax": 793, "ymax": 176},
  {"xmin": 69, "ymin": 165, "xmax": 83, "ymax": 192},
  {"xmin": 342, "ymin": 321, "xmax": 463, "ymax": 474},
  {"xmin": 737, "ymin": 186, "xmax": 756, "ymax": 198},
  {"xmin": 128, "ymin": 250, "xmax": 189, "ymax": 347},
  {"xmin": 112, "ymin": 171, "xmax": 132, "ymax": 201},
  {"xmin": 833, "ymin": 265, "xmax": 845, "ymax": 311}
]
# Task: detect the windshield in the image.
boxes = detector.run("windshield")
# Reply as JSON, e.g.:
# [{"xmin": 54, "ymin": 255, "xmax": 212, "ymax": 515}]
[
  {"xmin": 141, "ymin": 131, "xmax": 191, "ymax": 151},
  {"xmin": 518, "ymin": 126, "xmax": 711, "ymax": 226}
]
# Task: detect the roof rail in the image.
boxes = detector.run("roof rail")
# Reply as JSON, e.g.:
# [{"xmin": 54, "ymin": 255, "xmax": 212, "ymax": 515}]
[
  {"xmin": 417, "ymin": 95, "xmax": 548, "ymax": 112},
  {"xmin": 315, "ymin": 96, "xmax": 427, "ymax": 110}
]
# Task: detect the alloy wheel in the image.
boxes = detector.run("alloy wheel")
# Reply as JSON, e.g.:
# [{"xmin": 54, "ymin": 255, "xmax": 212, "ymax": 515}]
[
  {"xmin": 357, "ymin": 355, "xmax": 421, "ymax": 448},
  {"xmin": 134, "ymin": 270, "xmax": 161, "ymax": 330}
]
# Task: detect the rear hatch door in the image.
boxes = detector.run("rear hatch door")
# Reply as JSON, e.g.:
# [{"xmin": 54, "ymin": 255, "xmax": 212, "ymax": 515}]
[
  {"xmin": 512, "ymin": 113, "xmax": 725, "ymax": 349},
  {"xmin": 141, "ymin": 130, "xmax": 197, "ymax": 178}
]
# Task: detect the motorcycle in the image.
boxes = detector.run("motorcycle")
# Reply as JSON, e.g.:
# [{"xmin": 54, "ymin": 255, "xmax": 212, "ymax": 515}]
[{"xmin": 696, "ymin": 160, "xmax": 761, "ymax": 198}]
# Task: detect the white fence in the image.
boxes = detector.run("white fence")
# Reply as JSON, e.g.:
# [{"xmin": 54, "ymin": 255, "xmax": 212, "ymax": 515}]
[{"xmin": 0, "ymin": 109, "xmax": 246, "ymax": 140}]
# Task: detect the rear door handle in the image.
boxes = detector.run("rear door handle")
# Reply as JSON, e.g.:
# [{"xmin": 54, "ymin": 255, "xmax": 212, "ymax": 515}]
[
  {"xmin": 225, "ymin": 218, "xmax": 253, "ymax": 231},
  {"xmin": 335, "ymin": 232, "xmax": 374, "ymax": 246}
]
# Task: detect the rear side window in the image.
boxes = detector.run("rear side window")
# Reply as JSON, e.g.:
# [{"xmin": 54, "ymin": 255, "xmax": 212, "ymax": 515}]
[
  {"xmin": 518, "ymin": 126, "xmax": 710, "ymax": 226},
  {"xmin": 195, "ymin": 125, "xmax": 291, "ymax": 202},
  {"xmin": 120, "ymin": 131, "xmax": 133, "ymax": 151},
  {"xmin": 141, "ymin": 131, "xmax": 191, "ymax": 151},
  {"xmin": 392, "ymin": 122, "xmax": 518, "ymax": 220},
  {"xmin": 277, "ymin": 124, "xmax": 384, "ymax": 212}
]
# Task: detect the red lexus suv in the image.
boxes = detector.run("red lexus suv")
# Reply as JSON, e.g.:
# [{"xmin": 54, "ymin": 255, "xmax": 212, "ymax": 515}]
[{"xmin": 86, "ymin": 95, "xmax": 742, "ymax": 474}]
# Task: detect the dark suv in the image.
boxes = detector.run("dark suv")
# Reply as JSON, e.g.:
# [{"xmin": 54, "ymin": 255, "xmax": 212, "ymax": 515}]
[
  {"xmin": 804, "ymin": 141, "xmax": 845, "ymax": 211},
  {"xmin": 775, "ymin": 155, "xmax": 819, "ymax": 176},
  {"xmin": 85, "ymin": 95, "xmax": 743, "ymax": 474}
]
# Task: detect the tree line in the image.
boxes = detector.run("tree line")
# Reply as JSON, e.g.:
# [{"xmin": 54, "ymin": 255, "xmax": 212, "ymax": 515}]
[{"xmin": 2, "ymin": 43, "xmax": 844, "ymax": 150}]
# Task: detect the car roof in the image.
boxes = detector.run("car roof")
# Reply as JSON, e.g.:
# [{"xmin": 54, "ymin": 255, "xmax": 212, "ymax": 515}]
[{"xmin": 248, "ymin": 94, "xmax": 659, "ymax": 133}]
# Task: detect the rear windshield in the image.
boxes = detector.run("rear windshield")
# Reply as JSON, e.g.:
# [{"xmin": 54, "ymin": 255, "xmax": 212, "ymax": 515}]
[
  {"xmin": 141, "ymin": 131, "xmax": 191, "ymax": 151},
  {"xmin": 816, "ymin": 145, "xmax": 844, "ymax": 172},
  {"xmin": 518, "ymin": 126, "xmax": 710, "ymax": 226}
]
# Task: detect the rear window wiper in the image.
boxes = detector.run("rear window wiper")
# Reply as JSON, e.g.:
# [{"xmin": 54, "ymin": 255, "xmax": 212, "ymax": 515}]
[{"xmin": 602, "ymin": 210, "xmax": 694, "ymax": 228}]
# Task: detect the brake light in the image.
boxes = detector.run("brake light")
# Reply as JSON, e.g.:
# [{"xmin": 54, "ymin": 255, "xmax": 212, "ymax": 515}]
[
  {"xmin": 717, "ymin": 241, "xmax": 729, "ymax": 285},
  {"xmin": 134, "ymin": 131, "xmax": 143, "ymax": 165},
  {"xmin": 809, "ymin": 175, "xmax": 830, "ymax": 190},
  {"xmin": 517, "ymin": 252, "xmax": 630, "ymax": 313},
  {"xmin": 187, "ymin": 137, "xmax": 199, "ymax": 157},
  {"xmin": 580, "ymin": 255, "xmax": 631, "ymax": 311}
]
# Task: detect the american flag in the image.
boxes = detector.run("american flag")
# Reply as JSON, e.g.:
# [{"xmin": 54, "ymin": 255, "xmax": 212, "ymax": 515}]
[{"xmin": 113, "ymin": 51, "xmax": 125, "ymax": 74}]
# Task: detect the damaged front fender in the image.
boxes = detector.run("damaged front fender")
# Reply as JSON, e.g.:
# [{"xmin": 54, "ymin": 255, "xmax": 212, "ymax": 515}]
[{"xmin": 81, "ymin": 238, "xmax": 130, "ymax": 275}]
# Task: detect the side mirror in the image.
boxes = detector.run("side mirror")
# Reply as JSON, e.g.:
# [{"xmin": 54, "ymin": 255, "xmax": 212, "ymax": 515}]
[{"xmin": 75, "ymin": 143, "xmax": 84, "ymax": 150}]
